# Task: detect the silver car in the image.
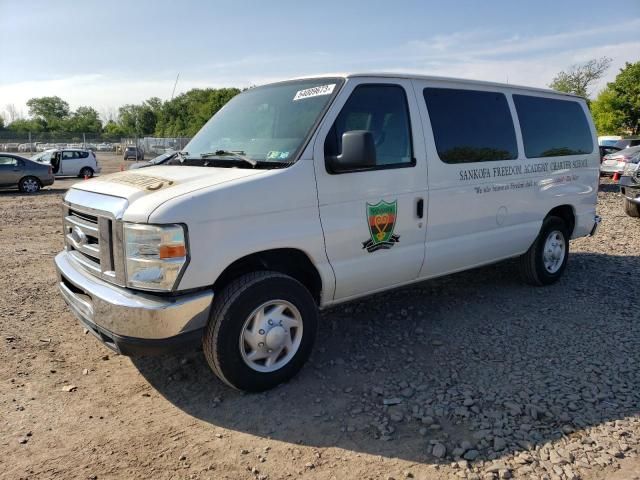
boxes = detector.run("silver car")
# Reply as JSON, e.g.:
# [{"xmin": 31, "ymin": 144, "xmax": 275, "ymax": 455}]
[
  {"xmin": 0, "ymin": 153, "xmax": 55, "ymax": 193},
  {"xmin": 601, "ymin": 145, "xmax": 640, "ymax": 176}
]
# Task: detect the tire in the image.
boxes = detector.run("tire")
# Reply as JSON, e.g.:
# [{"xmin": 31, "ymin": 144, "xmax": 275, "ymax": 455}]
[
  {"xmin": 519, "ymin": 216, "xmax": 570, "ymax": 286},
  {"xmin": 79, "ymin": 167, "xmax": 94, "ymax": 178},
  {"xmin": 203, "ymin": 271, "xmax": 318, "ymax": 392},
  {"xmin": 623, "ymin": 198, "xmax": 640, "ymax": 217},
  {"xmin": 18, "ymin": 176, "xmax": 41, "ymax": 194}
]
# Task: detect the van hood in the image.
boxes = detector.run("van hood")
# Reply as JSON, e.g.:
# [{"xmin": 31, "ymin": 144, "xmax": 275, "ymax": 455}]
[{"xmin": 70, "ymin": 165, "xmax": 267, "ymax": 206}]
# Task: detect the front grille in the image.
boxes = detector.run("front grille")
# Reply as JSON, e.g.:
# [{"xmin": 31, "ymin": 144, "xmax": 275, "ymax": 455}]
[{"xmin": 63, "ymin": 202, "xmax": 125, "ymax": 285}]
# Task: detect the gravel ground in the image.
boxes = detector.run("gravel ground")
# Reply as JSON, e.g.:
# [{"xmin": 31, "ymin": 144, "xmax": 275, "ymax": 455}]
[{"xmin": 1, "ymin": 167, "xmax": 639, "ymax": 480}]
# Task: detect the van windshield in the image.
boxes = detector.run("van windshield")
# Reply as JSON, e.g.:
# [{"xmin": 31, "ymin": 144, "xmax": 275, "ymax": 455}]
[{"xmin": 181, "ymin": 78, "xmax": 343, "ymax": 167}]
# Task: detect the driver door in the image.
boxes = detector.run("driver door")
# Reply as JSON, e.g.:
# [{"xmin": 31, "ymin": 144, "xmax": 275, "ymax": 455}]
[{"xmin": 313, "ymin": 78, "xmax": 428, "ymax": 301}]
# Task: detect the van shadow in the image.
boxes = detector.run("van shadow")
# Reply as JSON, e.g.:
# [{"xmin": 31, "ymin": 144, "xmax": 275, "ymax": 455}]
[
  {"xmin": 0, "ymin": 187, "xmax": 68, "ymax": 197},
  {"xmin": 132, "ymin": 251, "xmax": 640, "ymax": 464}
]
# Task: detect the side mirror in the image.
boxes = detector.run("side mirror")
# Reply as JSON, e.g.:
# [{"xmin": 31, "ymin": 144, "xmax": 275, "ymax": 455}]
[{"xmin": 327, "ymin": 130, "xmax": 376, "ymax": 172}]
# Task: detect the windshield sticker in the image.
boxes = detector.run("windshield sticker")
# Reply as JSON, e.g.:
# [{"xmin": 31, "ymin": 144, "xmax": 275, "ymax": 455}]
[
  {"xmin": 293, "ymin": 84, "xmax": 336, "ymax": 101},
  {"xmin": 362, "ymin": 200, "xmax": 400, "ymax": 253},
  {"xmin": 267, "ymin": 151, "xmax": 290, "ymax": 160}
]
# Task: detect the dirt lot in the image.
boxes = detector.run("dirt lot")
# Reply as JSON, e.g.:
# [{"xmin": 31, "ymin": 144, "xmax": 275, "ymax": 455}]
[{"xmin": 1, "ymin": 157, "xmax": 639, "ymax": 480}]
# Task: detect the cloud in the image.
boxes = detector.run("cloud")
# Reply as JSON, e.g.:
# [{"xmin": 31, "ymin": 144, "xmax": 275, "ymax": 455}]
[{"xmin": 1, "ymin": 18, "xmax": 639, "ymax": 118}]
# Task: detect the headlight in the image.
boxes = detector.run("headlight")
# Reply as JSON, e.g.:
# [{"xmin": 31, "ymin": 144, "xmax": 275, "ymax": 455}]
[
  {"xmin": 123, "ymin": 223, "xmax": 188, "ymax": 291},
  {"xmin": 623, "ymin": 161, "xmax": 639, "ymax": 177}
]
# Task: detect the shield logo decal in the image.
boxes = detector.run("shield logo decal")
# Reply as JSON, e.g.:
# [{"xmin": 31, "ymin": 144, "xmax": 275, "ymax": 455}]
[{"xmin": 362, "ymin": 200, "xmax": 400, "ymax": 252}]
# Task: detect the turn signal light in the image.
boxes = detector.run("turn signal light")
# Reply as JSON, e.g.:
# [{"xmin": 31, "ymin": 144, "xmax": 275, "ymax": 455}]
[{"xmin": 159, "ymin": 244, "xmax": 187, "ymax": 259}]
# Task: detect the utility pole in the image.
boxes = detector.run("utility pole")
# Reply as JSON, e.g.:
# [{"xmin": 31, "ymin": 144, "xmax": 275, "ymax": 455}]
[{"xmin": 171, "ymin": 73, "xmax": 180, "ymax": 101}]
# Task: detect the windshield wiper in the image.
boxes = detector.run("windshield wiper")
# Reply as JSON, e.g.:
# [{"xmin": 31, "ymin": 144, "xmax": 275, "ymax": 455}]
[{"xmin": 200, "ymin": 150, "xmax": 257, "ymax": 167}]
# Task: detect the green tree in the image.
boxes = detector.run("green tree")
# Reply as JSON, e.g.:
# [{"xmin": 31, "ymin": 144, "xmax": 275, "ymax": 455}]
[
  {"xmin": 549, "ymin": 57, "xmax": 612, "ymax": 98},
  {"xmin": 67, "ymin": 106, "xmax": 103, "ymax": 133},
  {"xmin": 155, "ymin": 88, "xmax": 240, "ymax": 136},
  {"xmin": 608, "ymin": 61, "xmax": 640, "ymax": 135},
  {"xmin": 6, "ymin": 118, "xmax": 46, "ymax": 133},
  {"xmin": 590, "ymin": 87, "xmax": 624, "ymax": 135},
  {"xmin": 103, "ymin": 120, "xmax": 127, "ymax": 138},
  {"xmin": 118, "ymin": 104, "xmax": 157, "ymax": 136},
  {"xmin": 0, "ymin": 114, "xmax": 4, "ymax": 130},
  {"xmin": 26, "ymin": 96, "xmax": 70, "ymax": 128}
]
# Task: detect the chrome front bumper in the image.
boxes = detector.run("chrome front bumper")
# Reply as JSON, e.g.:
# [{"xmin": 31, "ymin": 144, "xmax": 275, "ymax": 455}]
[{"xmin": 55, "ymin": 251, "xmax": 213, "ymax": 352}]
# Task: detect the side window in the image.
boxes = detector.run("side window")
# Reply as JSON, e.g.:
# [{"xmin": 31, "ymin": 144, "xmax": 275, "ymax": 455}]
[
  {"xmin": 62, "ymin": 151, "xmax": 75, "ymax": 160},
  {"xmin": 324, "ymin": 84, "xmax": 414, "ymax": 171},
  {"xmin": 513, "ymin": 95, "xmax": 593, "ymax": 158},
  {"xmin": 423, "ymin": 88, "xmax": 518, "ymax": 163},
  {"xmin": 79, "ymin": 151, "xmax": 89, "ymax": 158},
  {"xmin": 0, "ymin": 156, "xmax": 18, "ymax": 166}
]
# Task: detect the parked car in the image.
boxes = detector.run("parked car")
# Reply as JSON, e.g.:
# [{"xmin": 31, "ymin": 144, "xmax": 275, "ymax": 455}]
[
  {"xmin": 97, "ymin": 142, "xmax": 114, "ymax": 152},
  {"xmin": 31, "ymin": 148, "xmax": 101, "ymax": 178},
  {"xmin": 18, "ymin": 143, "xmax": 36, "ymax": 153},
  {"xmin": 598, "ymin": 135, "xmax": 622, "ymax": 146},
  {"xmin": 613, "ymin": 138, "xmax": 640, "ymax": 149},
  {"xmin": 0, "ymin": 153, "xmax": 54, "ymax": 193},
  {"xmin": 129, "ymin": 151, "xmax": 176, "ymax": 170},
  {"xmin": 600, "ymin": 145, "xmax": 640, "ymax": 176},
  {"xmin": 599, "ymin": 145, "xmax": 621, "ymax": 163},
  {"xmin": 123, "ymin": 145, "xmax": 144, "ymax": 161},
  {"xmin": 55, "ymin": 73, "xmax": 600, "ymax": 392},
  {"xmin": 619, "ymin": 158, "xmax": 640, "ymax": 217}
]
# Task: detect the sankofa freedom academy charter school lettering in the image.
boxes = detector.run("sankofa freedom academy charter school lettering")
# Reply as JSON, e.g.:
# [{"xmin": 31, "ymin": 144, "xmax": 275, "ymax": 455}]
[{"xmin": 459, "ymin": 159, "xmax": 589, "ymax": 181}]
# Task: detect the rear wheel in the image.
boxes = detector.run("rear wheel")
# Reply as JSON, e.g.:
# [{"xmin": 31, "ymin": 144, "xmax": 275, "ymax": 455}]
[
  {"xmin": 18, "ymin": 176, "xmax": 41, "ymax": 194},
  {"xmin": 623, "ymin": 198, "xmax": 640, "ymax": 217},
  {"xmin": 519, "ymin": 216, "xmax": 570, "ymax": 286},
  {"xmin": 79, "ymin": 167, "xmax": 94, "ymax": 178},
  {"xmin": 203, "ymin": 271, "xmax": 318, "ymax": 392}
]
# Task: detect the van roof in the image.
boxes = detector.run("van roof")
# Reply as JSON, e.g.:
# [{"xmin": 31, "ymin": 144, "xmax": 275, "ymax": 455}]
[{"xmin": 284, "ymin": 72, "xmax": 584, "ymax": 99}]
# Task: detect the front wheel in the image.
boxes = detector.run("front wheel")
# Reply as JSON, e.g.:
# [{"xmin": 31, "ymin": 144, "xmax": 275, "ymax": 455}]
[
  {"xmin": 203, "ymin": 272, "xmax": 318, "ymax": 392},
  {"xmin": 623, "ymin": 198, "xmax": 640, "ymax": 217},
  {"xmin": 519, "ymin": 216, "xmax": 570, "ymax": 286},
  {"xmin": 18, "ymin": 176, "xmax": 41, "ymax": 194}
]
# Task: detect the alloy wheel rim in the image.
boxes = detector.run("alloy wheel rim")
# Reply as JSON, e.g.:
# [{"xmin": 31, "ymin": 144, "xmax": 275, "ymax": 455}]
[
  {"xmin": 239, "ymin": 300, "xmax": 303, "ymax": 373},
  {"xmin": 542, "ymin": 230, "xmax": 566, "ymax": 274},
  {"xmin": 23, "ymin": 179, "xmax": 38, "ymax": 193}
]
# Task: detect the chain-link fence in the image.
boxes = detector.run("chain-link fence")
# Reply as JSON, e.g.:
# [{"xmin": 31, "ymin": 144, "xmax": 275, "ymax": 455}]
[{"xmin": 0, "ymin": 132, "xmax": 191, "ymax": 156}]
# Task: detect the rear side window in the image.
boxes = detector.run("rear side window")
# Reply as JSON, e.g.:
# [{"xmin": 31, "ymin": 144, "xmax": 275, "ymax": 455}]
[
  {"xmin": 79, "ymin": 151, "xmax": 89, "ymax": 158},
  {"xmin": 423, "ymin": 88, "xmax": 518, "ymax": 163},
  {"xmin": 513, "ymin": 95, "xmax": 593, "ymax": 158},
  {"xmin": 0, "ymin": 156, "xmax": 18, "ymax": 166}
]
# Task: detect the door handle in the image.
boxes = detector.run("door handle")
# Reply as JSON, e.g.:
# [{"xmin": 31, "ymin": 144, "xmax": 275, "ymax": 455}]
[{"xmin": 416, "ymin": 198, "xmax": 424, "ymax": 219}]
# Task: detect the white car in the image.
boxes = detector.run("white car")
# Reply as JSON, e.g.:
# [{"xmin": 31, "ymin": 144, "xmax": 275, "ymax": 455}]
[
  {"xmin": 97, "ymin": 143, "xmax": 114, "ymax": 151},
  {"xmin": 18, "ymin": 143, "xmax": 35, "ymax": 152},
  {"xmin": 32, "ymin": 148, "xmax": 101, "ymax": 177},
  {"xmin": 600, "ymin": 145, "xmax": 640, "ymax": 176},
  {"xmin": 55, "ymin": 73, "xmax": 600, "ymax": 392}
]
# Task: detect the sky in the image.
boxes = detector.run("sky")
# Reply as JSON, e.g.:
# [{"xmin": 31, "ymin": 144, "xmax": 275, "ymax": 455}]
[{"xmin": 1, "ymin": 0, "xmax": 639, "ymax": 121}]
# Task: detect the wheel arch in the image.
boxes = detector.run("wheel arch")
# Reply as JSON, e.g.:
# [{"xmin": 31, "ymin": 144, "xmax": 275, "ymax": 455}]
[
  {"xmin": 546, "ymin": 204, "xmax": 576, "ymax": 237},
  {"xmin": 212, "ymin": 248, "xmax": 323, "ymax": 305}
]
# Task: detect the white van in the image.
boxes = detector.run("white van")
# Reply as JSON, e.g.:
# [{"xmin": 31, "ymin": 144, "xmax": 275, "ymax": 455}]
[
  {"xmin": 55, "ymin": 73, "xmax": 600, "ymax": 391},
  {"xmin": 32, "ymin": 148, "xmax": 100, "ymax": 177}
]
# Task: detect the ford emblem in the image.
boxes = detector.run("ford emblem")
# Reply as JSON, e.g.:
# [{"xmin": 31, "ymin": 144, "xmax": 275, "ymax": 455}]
[{"xmin": 72, "ymin": 226, "xmax": 87, "ymax": 245}]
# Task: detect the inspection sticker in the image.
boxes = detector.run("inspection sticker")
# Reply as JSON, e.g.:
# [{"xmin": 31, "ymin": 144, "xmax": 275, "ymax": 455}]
[{"xmin": 293, "ymin": 84, "xmax": 336, "ymax": 101}]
